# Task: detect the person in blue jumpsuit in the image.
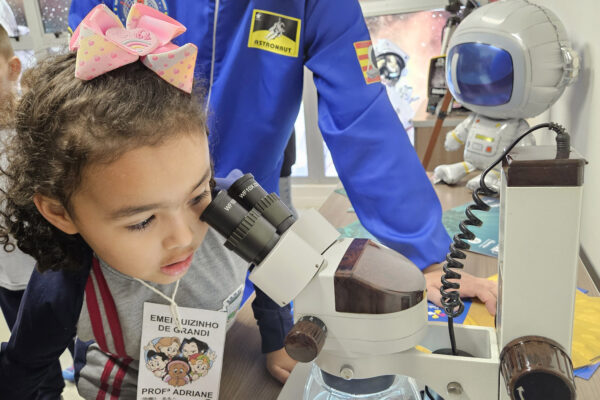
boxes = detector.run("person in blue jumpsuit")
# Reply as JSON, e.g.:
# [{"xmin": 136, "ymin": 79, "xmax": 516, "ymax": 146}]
[{"xmin": 68, "ymin": 0, "xmax": 498, "ymax": 383}]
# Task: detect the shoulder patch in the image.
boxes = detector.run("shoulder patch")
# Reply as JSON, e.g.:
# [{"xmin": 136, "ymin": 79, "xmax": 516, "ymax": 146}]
[
  {"xmin": 354, "ymin": 40, "xmax": 380, "ymax": 85},
  {"xmin": 248, "ymin": 10, "xmax": 301, "ymax": 58}
]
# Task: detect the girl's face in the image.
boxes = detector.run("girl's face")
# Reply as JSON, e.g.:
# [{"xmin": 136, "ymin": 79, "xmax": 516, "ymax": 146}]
[
  {"xmin": 67, "ymin": 133, "xmax": 212, "ymax": 284},
  {"xmin": 182, "ymin": 342, "xmax": 199, "ymax": 358}
]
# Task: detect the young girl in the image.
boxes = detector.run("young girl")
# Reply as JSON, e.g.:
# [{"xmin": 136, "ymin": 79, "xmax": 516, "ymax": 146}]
[{"xmin": 0, "ymin": 4, "xmax": 294, "ymax": 398}]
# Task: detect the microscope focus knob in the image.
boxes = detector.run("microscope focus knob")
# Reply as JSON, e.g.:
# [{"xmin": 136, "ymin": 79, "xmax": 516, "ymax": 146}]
[
  {"xmin": 284, "ymin": 316, "xmax": 327, "ymax": 362},
  {"xmin": 500, "ymin": 336, "xmax": 575, "ymax": 400}
]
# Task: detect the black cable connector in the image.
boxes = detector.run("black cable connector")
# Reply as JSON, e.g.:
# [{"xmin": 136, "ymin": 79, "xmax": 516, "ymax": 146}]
[{"xmin": 551, "ymin": 122, "xmax": 570, "ymax": 159}]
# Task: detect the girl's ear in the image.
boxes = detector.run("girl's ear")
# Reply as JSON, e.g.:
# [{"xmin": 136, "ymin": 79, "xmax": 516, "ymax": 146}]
[
  {"xmin": 7, "ymin": 56, "xmax": 21, "ymax": 82},
  {"xmin": 33, "ymin": 194, "xmax": 79, "ymax": 235}
]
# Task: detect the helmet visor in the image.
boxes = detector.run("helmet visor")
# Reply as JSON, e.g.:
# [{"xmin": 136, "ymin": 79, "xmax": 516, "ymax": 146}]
[
  {"xmin": 376, "ymin": 53, "xmax": 405, "ymax": 82},
  {"xmin": 446, "ymin": 42, "xmax": 514, "ymax": 106}
]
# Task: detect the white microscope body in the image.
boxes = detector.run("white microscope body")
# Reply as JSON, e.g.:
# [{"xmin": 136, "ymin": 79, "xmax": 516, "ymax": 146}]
[
  {"xmin": 206, "ymin": 153, "xmax": 584, "ymax": 399},
  {"xmin": 206, "ymin": 149, "xmax": 585, "ymax": 399},
  {"xmin": 433, "ymin": 0, "xmax": 579, "ymax": 192},
  {"xmin": 272, "ymin": 143, "xmax": 584, "ymax": 400}
]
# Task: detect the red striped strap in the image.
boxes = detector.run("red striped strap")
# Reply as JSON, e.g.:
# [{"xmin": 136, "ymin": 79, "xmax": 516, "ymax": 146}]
[
  {"xmin": 110, "ymin": 358, "xmax": 133, "ymax": 399},
  {"xmin": 92, "ymin": 258, "xmax": 128, "ymax": 358},
  {"xmin": 96, "ymin": 357, "xmax": 116, "ymax": 400},
  {"xmin": 87, "ymin": 258, "xmax": 134, "ymax": 399},
  {"xmin": 85, "ymin": 274, "xmax": 109, "ymax": 353}
]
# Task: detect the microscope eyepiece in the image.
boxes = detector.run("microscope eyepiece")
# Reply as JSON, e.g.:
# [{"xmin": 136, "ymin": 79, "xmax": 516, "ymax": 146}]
[
  {"xmin": 200, "ymin": 189, "xmax": 280, "ymax": 265},
  {"xmin": 227, "ymin": 173, "xmax": 296, "ymax": 233},
  {"xmin": 227, "ymin": 173, "xmax": 268, "ymax": 210},
  {"xmin": 200, "ymin": 190, "xmax": 247, "ymax": 239},
  {"xmin": 225, "ymin": 209, "xmax": 280, "ymax": 265}
]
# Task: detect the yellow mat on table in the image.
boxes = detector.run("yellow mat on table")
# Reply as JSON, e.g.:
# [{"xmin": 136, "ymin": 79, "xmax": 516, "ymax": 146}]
[{"xmin": 463, "ymin": 275, "xmax": 600, "ymax": 369}]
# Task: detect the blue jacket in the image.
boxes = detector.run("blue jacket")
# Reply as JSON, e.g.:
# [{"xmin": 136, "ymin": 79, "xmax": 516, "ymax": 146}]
[
  {"xmin": 68, "ymin": 0, "xmax": 452, "ymax": 270},
  {"xmin": 0, "ymin": 258, "xmax": 88, "ymax": 399}
]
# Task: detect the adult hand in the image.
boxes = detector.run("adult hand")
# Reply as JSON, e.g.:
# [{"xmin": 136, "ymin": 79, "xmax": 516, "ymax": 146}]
[
  {"xmin": 424, "ymin": 263, "xmax": 498, "ymax": 316},
  {"xmin": 265, "ymin": 347, "xmax": 297, "ymax": 384}
]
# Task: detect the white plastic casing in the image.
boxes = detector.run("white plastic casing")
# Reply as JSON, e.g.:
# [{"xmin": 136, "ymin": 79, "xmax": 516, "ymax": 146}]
[
  {"xmin": 496, "ymin": 171, "xmax": 582, "ymax": 354},
  {"xmin": 249, "ymin": 209, "xmax": 340, "ymax": 306},
  {"xmin": 294, "ymin": 238, "xmax": 428, "ymax": 356},
  {"xmin": 447, "ymin": 0, "xmax": 578, "ymax": 119}
]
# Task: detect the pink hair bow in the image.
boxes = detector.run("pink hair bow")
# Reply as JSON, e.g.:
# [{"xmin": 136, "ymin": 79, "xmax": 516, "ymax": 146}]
[{"xmin": 69, "ymin": 4, "xmax": 197, "ymax": 93}]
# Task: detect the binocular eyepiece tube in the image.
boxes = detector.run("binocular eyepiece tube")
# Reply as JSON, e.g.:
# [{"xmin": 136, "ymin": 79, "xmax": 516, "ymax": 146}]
[
  {"xmin": 227, "ymin": 173, "xmax": 296, "ymax": 234},
  {"xmin": 200, "ymin": 173, "xmax": 297, "ymax": 265}
]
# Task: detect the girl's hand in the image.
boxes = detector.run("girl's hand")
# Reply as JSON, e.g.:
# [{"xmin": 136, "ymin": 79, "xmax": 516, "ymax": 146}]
[
  {"xmin": 424, "ymin": 263, "xmax": 498, "ymax": 316},
  {"xmin": 265, "ymin": 347, "xmax": 297, "ymax": 384}
]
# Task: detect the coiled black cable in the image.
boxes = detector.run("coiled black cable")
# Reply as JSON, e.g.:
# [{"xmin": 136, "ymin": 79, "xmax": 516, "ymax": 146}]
[{"xmin": 440, "ymin": 122, "xmax": 568, "ymax": 356}]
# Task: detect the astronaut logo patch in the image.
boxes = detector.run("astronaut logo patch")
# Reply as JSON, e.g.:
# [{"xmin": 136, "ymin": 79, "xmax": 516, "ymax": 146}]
[
  {"xmin": 354, "ymin": 40, "xmax": 381, "ymax": 85},
  {"xmin": 248, "ymin": 10, "xmax": 301, "ymax": 57}
]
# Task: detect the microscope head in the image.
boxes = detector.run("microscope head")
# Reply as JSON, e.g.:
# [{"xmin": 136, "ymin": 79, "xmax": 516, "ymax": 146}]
[
  {"xmin": 288, "ymin": 237, "xmax": 428, "ymax": 362},
  {"xmin": 201, "ymin": 172, "xmax": 429, "ymax": 363},
  {"xmin": 445, "ymin": 0, "xmax": 579, "ymax": 119}
]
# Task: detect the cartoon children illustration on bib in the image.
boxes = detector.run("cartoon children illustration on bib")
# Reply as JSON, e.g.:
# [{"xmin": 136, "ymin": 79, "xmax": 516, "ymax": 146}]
[{"xmin": 143, "ymin": 336, "xmax": 217, "ymax": 387}]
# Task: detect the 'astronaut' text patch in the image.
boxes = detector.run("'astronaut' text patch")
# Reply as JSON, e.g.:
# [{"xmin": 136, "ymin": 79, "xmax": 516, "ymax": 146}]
[{"xmin": 248, "ymin": 10, "xmax": 301, "ymax": 58}]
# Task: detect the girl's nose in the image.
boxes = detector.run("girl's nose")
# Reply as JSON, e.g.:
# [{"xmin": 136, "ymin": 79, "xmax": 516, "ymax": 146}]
[{"xmin": 163, "ymin": 215, "xmax": 194, "ymax": 249}]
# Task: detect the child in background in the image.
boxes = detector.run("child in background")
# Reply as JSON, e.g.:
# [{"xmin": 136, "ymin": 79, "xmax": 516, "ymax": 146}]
[
  {"xmin": 0, "ymin": 23, "xmax": 69, "ymax": 399},
  {"xmin": 0, "ymin": 23, "xmax": 20, "ymax": 123},
  {"xmin": 0, "ymin": 4, "xmax": 293, "ymax": 398}
]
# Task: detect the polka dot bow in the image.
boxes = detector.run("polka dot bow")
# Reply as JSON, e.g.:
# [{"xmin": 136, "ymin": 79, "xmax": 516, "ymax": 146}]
[{"xmin": 69, "ymin": 3, "xmax": 197, "ymax": 93}]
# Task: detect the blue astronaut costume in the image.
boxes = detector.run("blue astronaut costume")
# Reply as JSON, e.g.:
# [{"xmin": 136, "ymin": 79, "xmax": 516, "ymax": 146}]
[{"xmin": 0, "ymin": 1, "xmax": 451, "ymax": 397}]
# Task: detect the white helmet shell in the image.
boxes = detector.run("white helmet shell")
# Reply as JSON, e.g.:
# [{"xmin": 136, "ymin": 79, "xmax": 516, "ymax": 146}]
[{"xmin": 446, "ymin": 0, "xmax": 579, "ymax": 119}]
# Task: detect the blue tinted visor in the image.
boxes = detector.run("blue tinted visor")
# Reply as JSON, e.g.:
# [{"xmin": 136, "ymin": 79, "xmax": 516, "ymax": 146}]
[{"xmin": 446, "ymin": 43, "xmax": 514, "ymax": 106}]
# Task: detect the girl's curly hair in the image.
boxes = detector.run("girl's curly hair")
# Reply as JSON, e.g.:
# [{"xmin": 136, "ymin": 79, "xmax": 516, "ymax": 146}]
[
  {"xmin": 0, "ymin": 94, "xmax": 15, "ymax": 129},
  {"xmin": 0, "ymin": 52, "xmax": 208, "ymax": 272}
]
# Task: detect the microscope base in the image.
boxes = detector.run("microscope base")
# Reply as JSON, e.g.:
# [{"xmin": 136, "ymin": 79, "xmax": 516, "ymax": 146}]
[{"xmin": 279, "ymin": 323, "xmax": 502, "ymax": 400}]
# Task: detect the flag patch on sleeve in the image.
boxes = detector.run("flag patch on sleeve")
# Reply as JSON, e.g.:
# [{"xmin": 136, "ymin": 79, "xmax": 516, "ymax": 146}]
[{"xmin": 354, "ymin": 40, "xmax": 380, "ymax": 85}]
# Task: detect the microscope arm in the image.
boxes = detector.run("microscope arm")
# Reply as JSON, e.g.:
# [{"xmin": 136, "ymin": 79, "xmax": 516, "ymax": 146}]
[{"xmin": 248, "ymin": 208, "xmax": 340, "ymax": 307}]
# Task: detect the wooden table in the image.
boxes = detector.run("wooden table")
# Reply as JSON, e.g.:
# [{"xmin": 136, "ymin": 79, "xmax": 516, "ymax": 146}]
[{"xmin": 219, "ymin": 177, "xmax": 600, "ymax": 400}]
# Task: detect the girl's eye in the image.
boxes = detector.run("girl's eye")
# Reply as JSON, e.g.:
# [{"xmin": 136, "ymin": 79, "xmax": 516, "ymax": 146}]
[
  {"xmin": 127, "ymin": 215, "xmax": 155, "ymax": 231},
  {"xmin": 190, "ymin": 191, "xmax": 210, "ymax": 206}
]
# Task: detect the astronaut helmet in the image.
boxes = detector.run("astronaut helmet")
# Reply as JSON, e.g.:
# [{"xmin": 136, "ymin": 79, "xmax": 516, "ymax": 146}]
[
  {"xmin": 445, "ymin": 0, "xmax": 579, "ymax": 119},
  {"xmin": 374, "ymin": 39, "xmax": 410, "ymax": 85}
]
